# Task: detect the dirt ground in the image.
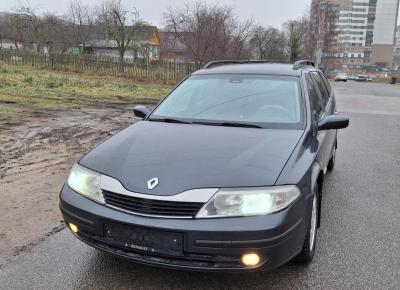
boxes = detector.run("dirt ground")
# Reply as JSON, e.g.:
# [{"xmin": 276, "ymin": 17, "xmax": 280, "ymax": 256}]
[{"xmin": 0, "ymin": 106, "xmax": 139, "ymax": 266}]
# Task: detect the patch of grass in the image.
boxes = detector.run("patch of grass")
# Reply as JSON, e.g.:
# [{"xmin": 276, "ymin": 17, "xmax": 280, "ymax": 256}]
[
  {"xmin": 44, "ymin": 77, "xmax": 64, "ymax": 88},
  {"xmin": 370, "ymin": 77, "xmax": 390, "ymax": 84},
  {"xmin": 23, "ymin": 76, "xmax": 33, "ymax": 83},
  {"xmin": 0, "ymin": 62, "xmax": 172, "ymax": 122}
]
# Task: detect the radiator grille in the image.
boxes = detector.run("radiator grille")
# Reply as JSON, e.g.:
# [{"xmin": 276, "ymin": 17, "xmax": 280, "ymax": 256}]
[{"xmin": 103, "ymin": 190, "xmax": 204, "ymax": 218}]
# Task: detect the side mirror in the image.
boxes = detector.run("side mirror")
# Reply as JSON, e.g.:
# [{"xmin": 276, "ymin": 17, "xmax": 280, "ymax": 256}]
[
  {"xmin": 318, "ymin": 114, "xmax": 349, "ymax": 131},
  {"xmin": 133, "ymin": 105, "xmax": 150, "ymax": 119}
]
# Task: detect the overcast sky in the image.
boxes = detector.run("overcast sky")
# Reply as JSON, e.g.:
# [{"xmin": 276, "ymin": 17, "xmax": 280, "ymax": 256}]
[
  {"xmin": 1, "ymin": 0, "xmax": 314, "ymax": 28},
  {"xmin": 2, "ymin": 0, "xmax": 399, "ymax": 27}
]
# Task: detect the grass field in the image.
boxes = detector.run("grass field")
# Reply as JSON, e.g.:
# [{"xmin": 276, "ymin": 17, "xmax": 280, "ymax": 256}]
[{"xmin": 0, "ymin": 62, "xmax": 172, "ymax": 122}]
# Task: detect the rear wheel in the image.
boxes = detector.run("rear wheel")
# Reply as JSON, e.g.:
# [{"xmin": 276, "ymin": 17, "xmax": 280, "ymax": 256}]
[{"xmin": 293, "ymin": 190, "xmax": 319, "ymax": 264}]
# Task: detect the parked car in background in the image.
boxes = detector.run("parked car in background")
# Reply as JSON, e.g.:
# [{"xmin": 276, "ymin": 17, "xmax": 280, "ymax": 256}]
[
  {"xmin": 334, "ymin": 73, "xmax": 349, "ymax": 82},
  {"xmin": 355, "ymin": 75, "xmax": 369, "ymax": 82},
  {"xmin": 60, "ymin": 60, "xmax": 349, "ymax": 272},
  {"xmin": 348, "ymin": 76, "xmax": 358, "ymax": 81}
]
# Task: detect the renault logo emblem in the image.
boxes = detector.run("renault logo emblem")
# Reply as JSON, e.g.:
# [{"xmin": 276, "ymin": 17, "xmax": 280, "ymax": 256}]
[{"xmin": 147, "ymin": 178, "xmax": 159, "ymax": 190}]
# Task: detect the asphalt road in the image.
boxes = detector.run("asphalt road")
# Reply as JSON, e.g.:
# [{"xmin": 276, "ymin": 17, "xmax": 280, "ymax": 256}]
[{"xmin": 1, "ymin": 82, "xmax": 400, "ymax": 290}]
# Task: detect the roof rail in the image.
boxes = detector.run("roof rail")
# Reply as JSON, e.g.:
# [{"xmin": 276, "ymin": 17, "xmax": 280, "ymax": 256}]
[
  {"xmin": 202, "ymin": 59, "xmax": 288, "ymax": 69},
  {"xmin": 243, "ymin": 60, "xmax": 288, "ymax": 64},
  {"xmin": 202, "ymin": 60, "xmax": 244, "ymax": 69},
  {"xmin": 293, "ymin": 60, "xmax": 315, "ymax": 70}
]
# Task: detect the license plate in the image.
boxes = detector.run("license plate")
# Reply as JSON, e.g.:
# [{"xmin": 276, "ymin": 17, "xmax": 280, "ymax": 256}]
[{"xmin": 103, "ymin": 222, "xmax": 183, "ymax": 256}]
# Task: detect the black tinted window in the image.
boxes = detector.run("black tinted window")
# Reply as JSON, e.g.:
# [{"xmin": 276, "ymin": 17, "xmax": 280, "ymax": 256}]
[
  {"xmin": 319, "ymin": 72, "xmax": 334, "ymax": 99},
  {"xmin": 310, "ymin": 72, "xmax": 329, "ymax": 108},
  {"xmin": 305, "ymin": 74, "xmax": 323, "ymax": 122}
]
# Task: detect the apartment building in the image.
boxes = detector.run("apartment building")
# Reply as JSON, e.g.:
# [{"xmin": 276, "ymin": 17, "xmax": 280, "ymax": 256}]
[
  {"xmin": 394, "ymin": 26, "xmax": 400, "ymax": 68},
  {"xmin": 396, "ymin": 25, "xmax": 400, "ymax": 46},
  {"xmin": 372, "ymin": 0, "xmax": 400, "ymax": 66},
  {"xmin": 313, "ymin": 0, "xmax": 400, "ymax": 71}
]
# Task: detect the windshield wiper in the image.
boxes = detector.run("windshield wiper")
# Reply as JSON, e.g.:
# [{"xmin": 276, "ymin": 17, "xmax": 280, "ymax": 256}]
[
  {"xmin": 148, "ymin": 117, "xmax": 192, "ymax": 124},
  {"xmin": 220, "ymin": 122, "xmax": 263, "ymax": 128},
  {"xmin": 193, "ymin": 121, "xmax": 263, "ymax": 128},
  {"xmin": 149, "ymin": 118, "xmax": 262, "ymax": 128}
]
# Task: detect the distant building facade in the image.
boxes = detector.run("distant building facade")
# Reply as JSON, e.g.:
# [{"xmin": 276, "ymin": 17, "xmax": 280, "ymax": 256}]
[
  {"xmin": 312, "ymin": 0, "xmax": 400, "ymax": 71},
  {"xmin": 159, "ymin": 32, "xmax": 190, "ymax": 61},
  {"xmin": 0, "ymin": 39, "xmax": 22, "ymax": 50},
  {"xmin": 80, "ymin": 26, "xmax": 161, "ymax": 61},
  {"xmin": 372, "ymin": 0, "xmax": 400, "ymax": 67},
  {"xmin": 394, "ymin": 26, "xmax": 400, "ymax": 68},
  {"xmin": 396, "ymin": 25, "xmax": 400, "ymax": 46}
]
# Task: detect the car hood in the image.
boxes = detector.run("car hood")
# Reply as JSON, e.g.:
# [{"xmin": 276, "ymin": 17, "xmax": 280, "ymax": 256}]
[{"xmin": 80, "ymin": 121, "xmax": 303, "ymax": 196}]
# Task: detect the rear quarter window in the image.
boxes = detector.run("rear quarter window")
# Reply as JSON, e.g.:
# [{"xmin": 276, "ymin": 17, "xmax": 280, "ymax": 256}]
[
  {"xmin": 305, "ymin": 74, "xmax": 323, "ymax": 122},
  {"xmin": 310, "ymin": 72, "xmax": 329, "ymax": 109}
]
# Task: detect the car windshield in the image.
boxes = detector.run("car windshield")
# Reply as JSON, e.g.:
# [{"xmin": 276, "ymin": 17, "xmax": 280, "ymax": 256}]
[{"xmin": 150, "ymin": 75, "xmax": 304, "ymax": 129}]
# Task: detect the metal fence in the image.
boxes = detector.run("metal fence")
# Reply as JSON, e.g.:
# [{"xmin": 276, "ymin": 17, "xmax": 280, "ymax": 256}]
[{"xmin": 0, "ymin": 50, "xmax": 201, "ymax": 82}]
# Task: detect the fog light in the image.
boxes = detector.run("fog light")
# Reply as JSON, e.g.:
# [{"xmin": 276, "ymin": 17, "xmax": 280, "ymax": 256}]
[
  {"xmin": 241, "ymin": 253, "xmax": 260, "ymax": 267},
  {"xmin": 69, "ymin": 223, "xmax": 79, "ymax": 233}
]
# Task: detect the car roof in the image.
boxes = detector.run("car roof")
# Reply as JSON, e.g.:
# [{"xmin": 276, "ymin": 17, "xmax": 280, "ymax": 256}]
[{"xmin": 192, "ymin": 63, "xmax": 312, "ymax": 76}]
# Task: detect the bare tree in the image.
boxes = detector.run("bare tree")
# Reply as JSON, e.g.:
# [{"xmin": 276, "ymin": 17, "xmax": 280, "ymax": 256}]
[
  {"xmin": 283, "ymin": 20, "xmax": 306, "ymax": 63},
  {"xmin": 250, "ymin": 25, "xmax": 287, "ymax": 61},
  {"xmin": 227, "ymin": 18, "xmax": 254, "ymax": 59},
  {"xmin": 15, "ymin": 3, "xmax": 44, "ymax": 53},
  {"xmin": 42, "ymin": 13, "xmax": 75, "ymax": 55},
  {"xmin": 280, "ymin": 4, "xmax": 337, "ymax": 70},
  {"xmin": 164, "ymin": 2, "xmax": 253, "ymax": 63},
  {"xmin": 309, "ymin": 0, "xmax": 338, "ymax": 71},
  {"xmin": 67, "ymin": 0, "xmax": 96, "ymax": 49},
  {"xmin": 0, "ymin": 14, "xmax": 7, "ymax": 47},
  {"xmin": 295, "ymin": 12, "xmax": 316, "ymax": 60},
  {"xmin": 0, "ymin": 13, "xmax": 25, "ymax": 50},
  {"xmin": 97, "ymin": 0, "xmax": 143, "ymax": 71}
]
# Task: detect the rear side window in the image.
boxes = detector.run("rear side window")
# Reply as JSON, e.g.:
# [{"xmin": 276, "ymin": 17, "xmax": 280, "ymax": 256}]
[
  {"xmin": 305, "ymin": 74, "xmax": 323, "ymax": 122},
  {"xmin": 310, "ymin": 72, "xmax": 329, "ymax": 109}
]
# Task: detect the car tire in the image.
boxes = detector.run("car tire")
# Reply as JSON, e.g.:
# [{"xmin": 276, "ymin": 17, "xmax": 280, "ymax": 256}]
[
  {"xmin": 327, "ymin": 145, "xmax": 336, "ymax": 172},
  {"xmin": 293, "ymin": 190, "xmax": 319, "ymax": 264}
]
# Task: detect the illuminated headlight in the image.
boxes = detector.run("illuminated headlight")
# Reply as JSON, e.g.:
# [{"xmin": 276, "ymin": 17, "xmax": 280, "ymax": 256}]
[
  {"xmin": 67, "ymin": 164, "xmax": 104, "ymax": 204},
  {"xmin": 196, "ymin": 186, "xmax": 300, "ymax": 218}
]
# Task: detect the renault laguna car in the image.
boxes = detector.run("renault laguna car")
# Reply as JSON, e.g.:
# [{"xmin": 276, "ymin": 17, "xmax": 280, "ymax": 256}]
[{"xmin": 60, "ymin": 60, "xmax": 349, "ymax": 271}]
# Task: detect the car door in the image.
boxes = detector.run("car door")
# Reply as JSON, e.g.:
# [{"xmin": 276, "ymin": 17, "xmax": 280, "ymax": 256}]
[
  {"xmin": 319, "ymin": 72, "xmax": 338, "ymax": 161},
  {"xmin": 305, "ymin": 73, "xmax": 326, "ymax": 169},
  {"xmin": 309, "ymin": 71, "xmax": 335, "ymax": 170}
]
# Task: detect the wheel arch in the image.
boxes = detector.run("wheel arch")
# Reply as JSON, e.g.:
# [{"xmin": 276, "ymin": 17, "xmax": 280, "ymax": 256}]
[{"xmin": 311, "ymin": 162, "xmax": 324, "ymax": 228}]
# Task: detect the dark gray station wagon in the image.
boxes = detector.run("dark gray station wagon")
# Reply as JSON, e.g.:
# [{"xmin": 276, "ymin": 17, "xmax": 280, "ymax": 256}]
[{"xmin": 60, "ymin": 60, "xmax": 349, "ymax": 272}]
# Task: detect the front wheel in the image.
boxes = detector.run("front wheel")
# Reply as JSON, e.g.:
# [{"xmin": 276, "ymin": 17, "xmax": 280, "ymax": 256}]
[{"xmin": 293, "ymin": 192, "xmax": 319, "ymax": 264}]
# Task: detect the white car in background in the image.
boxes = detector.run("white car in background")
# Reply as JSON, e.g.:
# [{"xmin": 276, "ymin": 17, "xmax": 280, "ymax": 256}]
[{"xmin": 334, "ymin": 73, "xmax": 349, "ymax": 82}]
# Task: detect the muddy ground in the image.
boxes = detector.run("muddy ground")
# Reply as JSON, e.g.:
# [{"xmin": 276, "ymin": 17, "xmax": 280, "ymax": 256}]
[{"xmin": 0, "ymin": 107, "xmax": 140, "ymax": 266}]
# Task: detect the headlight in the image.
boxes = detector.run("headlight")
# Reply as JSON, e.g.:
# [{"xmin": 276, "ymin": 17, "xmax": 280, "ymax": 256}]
[
  {"xmin": 196, "ymin": 186, "xmax": 300, "ymax": 218},
  {"xmin": 67, "ymin": 164, "xmax": 104, "ymax": 204}
]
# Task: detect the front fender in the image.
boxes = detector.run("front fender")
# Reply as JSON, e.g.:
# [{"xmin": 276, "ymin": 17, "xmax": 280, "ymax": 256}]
[{"xmin": 310, "ymin": 162, "xmax": 323, "ymax": 195}]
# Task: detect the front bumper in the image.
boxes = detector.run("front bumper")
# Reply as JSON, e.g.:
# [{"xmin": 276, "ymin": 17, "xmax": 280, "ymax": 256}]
[{"xmin": 60, "ymin": 185, "xmax": 310, "ymax": 272}]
